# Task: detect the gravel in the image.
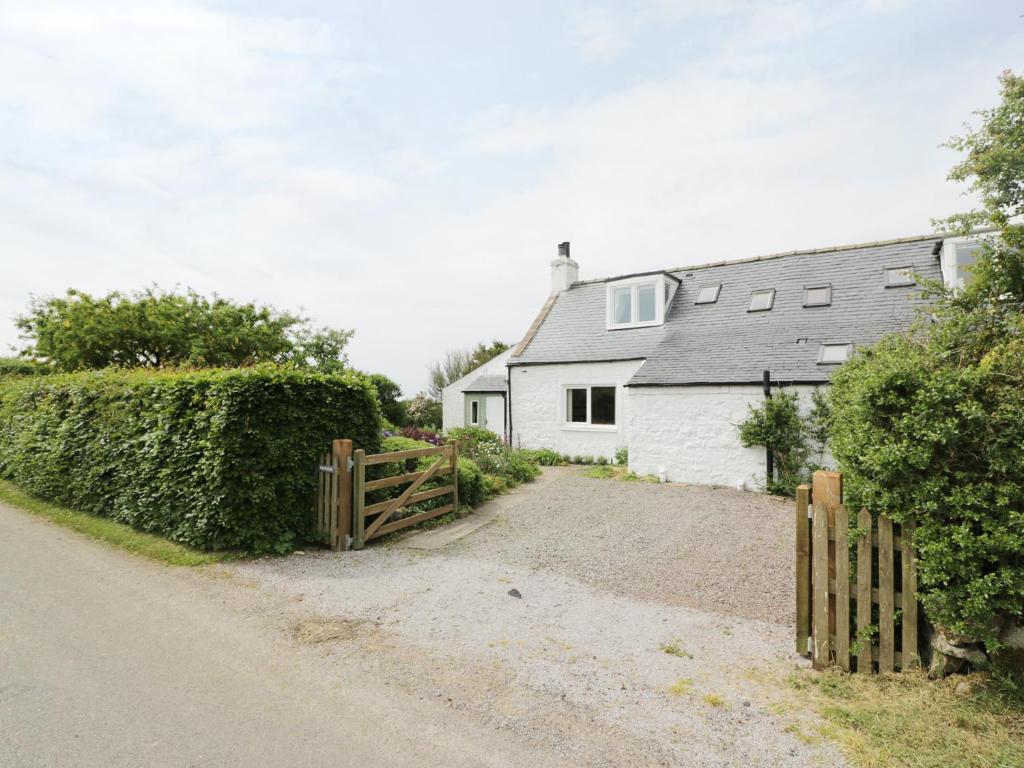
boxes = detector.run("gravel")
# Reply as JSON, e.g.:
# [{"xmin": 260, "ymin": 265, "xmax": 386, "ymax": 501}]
[
  {"xmin": 230, "ymin": 467, "xmax": 843, "ymax": 767},
  {"xmin": 446, "ymin": 467, "xmax": 797, "ymax": 626}
]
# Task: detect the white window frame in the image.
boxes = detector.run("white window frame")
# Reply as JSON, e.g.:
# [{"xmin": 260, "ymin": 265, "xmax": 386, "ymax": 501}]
[
  {"xmin": 605, "ymin": 274, "xmax": 676, "ymax": 330},
  {"xmin": 561, "ymin": 384, "xmax": 617, "ymax": 431},
  {"xmin": 941, "ymin": 234, "xmax": 992, "ymax": 291},
  {"xmin": 818, "ymin": 342, "xmax": 853, "ymax": 365}
]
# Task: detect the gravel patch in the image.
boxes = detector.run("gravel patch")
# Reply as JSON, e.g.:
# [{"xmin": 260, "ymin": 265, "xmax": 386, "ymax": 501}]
[
  {"xmin": 230, "ymin": 469, "xmax": 841, "ymax": 767},
  {"xmin": 448, "ymin": 467, "xmax": 796, "ymax": 626}
]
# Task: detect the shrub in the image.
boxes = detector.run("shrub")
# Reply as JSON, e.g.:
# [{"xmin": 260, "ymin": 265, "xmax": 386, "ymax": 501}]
[
  {"xmin": 829, "ymin": 332, "xmax": 1024, "ymax": 645},
  {"xmin": 445, "ymin": 426, "xmax": 502, "ymax": 455},
  {"xmin": 398, "ymin": 425, "xmax": 443, "ymax": 445},
  {"xmin": 0, "ymin": 357, "xmax": 50, "ymax": 379},
  {"xmin": 0, "ymin": 366, "xmax": 381, "ymax": 553},
  {"xmin": 446, "ymin": 426, "xmax": 539, "ymax": 486},
  {"xmin": 522, "ymin": 448, "xmax": 566, "ymax": 466},
  {"xmin": 615, "ymin": 446, "xmax": 628, "ymax": 466}
]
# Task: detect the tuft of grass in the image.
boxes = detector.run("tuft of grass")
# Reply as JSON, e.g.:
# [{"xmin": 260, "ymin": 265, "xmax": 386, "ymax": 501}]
[
  {"xmin": 668, "ymin": 678, "xmax": 694, "ymax": 696},
  {"xmin": 0, "ymin": 479, "xmax": 230, "ymax": 567},
  {"xmin": 582, "ymin": 465, "xmax": 617, "ymax": 479},
  {"xmin": 583, "ymin": 465, "xmax": 660, "ymax": 483},
  {"xmin": 702, "ymin": 693, "xmax": 726, "ymax": 708},
  {"xmin": 660, "ymin": 641, "xmax": 694, "ymax": 659},
  {"xmin": 782, "ymin": 667, "xmax": 1024, "ymax": 768}
]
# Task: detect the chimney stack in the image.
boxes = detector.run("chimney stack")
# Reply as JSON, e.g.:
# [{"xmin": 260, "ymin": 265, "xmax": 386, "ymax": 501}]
[{"xmin": 550, "ymin": 241, "xmax": 579, "ymax": 294}]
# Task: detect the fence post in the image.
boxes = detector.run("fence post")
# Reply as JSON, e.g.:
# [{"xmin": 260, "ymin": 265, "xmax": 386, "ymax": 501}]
[
  {"xmin": 352, "ymin": 449, "xmax": 366, "ymax": 550},
  {"xmin": 333, "ymin": 439, "xmax": 353, "ymax": 551},
  {"xmin": 795, "ymin": 484, "xmax": 812, "ymax": 656},
  {"xmin": 878, "ymin": 515, "xmax": 895, "ymax": 673},
  {"xmin": 901, "ymin": 521, "xmax": 919, "ymax": 669},
  {"xmin": 451, "ymin": 444, "xmax": 458, "ymax": 513}
]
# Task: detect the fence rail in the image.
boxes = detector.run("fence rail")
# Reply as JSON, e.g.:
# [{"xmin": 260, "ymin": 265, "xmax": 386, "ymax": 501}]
[{"xmin": 796, "ymin": 471, "xmax": 919, "ymax": 673}]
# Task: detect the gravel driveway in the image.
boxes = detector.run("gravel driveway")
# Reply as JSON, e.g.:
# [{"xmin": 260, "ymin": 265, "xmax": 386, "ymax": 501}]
[{"xmin": 232, "ymin": 468, "xmax": 843, "ymax": 767}]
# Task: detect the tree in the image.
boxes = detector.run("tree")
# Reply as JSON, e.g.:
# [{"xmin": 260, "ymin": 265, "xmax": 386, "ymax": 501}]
[
  {"xmin": 829, "ymin": 71, "xmax": 1024, "ymax": 648},
  {"xmin": 367, "ymin": 373, "xmax": 406, "ymax": 426},
  {"xmin": 426, "ymin": 340, "xmax": 510, "ymax": 399},
  {"xmin": 14, "ymin": 287, "xmax": 353, "ymax": 373},
  {"xmin": 405, "ymin": 392, "xmax": 442, "ymax": 429}
]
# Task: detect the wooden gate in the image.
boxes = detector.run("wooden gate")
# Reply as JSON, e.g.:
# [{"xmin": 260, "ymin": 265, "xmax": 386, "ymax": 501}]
[
  {"xmin": 352, "ymin": 444, "xmax": 458, "ymax": 549},
  {"xmin": 796, "ymin": 471, "xmax": 919, "ymax": 673},
  {"xmin": 314, "ymin": 439, "xmax": 353, "ymax": 551}
]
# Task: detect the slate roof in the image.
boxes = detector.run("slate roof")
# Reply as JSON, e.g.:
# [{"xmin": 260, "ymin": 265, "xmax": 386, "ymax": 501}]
[
  {"xmin": 509, "ymin": 235, "xmax": 943, "ymax": 386},
  {"xmin": 462, "ymin": 374, "xmax": 508, "ymax": 393}
]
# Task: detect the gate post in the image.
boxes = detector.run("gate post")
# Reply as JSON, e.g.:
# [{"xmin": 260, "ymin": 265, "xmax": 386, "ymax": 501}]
[
  {"xmin": 795, "ymin": 484, "xmax": 812, "ymax": 656},
  {"xmin": 332, "ymin": 439, "xmax": 353, "ymax": 551}
]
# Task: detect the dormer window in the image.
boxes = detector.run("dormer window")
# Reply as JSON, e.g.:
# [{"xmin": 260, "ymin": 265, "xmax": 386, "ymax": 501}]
[
  {"xmin": 606, "ymin": 273, "xmax": 678, "ymax": 329},
  {"xmin": 941, "ymin": 235, "xmax": 988, "ymax": 291}
]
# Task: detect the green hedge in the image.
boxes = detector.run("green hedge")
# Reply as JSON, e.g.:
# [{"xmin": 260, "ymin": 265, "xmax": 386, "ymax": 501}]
[{"xmin": 0, "ymin": 366, "xmax": 381, "ymax": 553}]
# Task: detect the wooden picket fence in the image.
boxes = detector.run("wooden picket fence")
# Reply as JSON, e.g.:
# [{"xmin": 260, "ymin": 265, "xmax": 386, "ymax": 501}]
[
  {"xmin": 314, "ymin": 440, "xmax": 458, "ymax": 551},
  {"xmin": 796, "ymin": 471, "xmax": 920, "ymax": 673}
]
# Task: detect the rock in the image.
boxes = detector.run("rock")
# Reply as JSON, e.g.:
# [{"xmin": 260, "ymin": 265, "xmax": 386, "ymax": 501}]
[
  {"xmin": 508, "ymin": 588, "xmax": 522, "ymax": 599},
  {"xmin": 928, "ymin": 626, "xmax": 989, "ymax": 678},
  {"xmin": 993, "ymin": 620, "xmax": 1024, "ymax": 677}
]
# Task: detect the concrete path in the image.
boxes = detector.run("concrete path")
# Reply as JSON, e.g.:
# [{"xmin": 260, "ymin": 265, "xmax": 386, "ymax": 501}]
[{"xmin": 0, "ymin": 502, "xmax": 569, "ymax": 768}]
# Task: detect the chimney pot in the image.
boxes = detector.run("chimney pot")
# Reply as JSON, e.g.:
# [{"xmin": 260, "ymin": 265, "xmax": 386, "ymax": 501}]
[{"xmin": 550, "ymin": 240, "xmax": 579, "ymax": 294}]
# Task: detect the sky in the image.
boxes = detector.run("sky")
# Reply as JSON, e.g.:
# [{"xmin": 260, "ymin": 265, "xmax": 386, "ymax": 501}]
[{"xmin": 0, "ymin": 1, "xmax": 1021, "ymax": 394}]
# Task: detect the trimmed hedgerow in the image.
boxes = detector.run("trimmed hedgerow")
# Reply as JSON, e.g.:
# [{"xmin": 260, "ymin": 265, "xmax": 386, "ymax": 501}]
[{"xmin": 0, "ymin": 366, "xmax": 381, "ymax": 553}]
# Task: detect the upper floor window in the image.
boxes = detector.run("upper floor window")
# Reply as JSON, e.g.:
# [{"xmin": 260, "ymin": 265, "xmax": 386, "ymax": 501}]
[
  {"xmin": 941, "ymin": 235, "xmax": 988, "ymax": 291},
  {"xmin": 885, "ymin": 266, "xmax": 915, "ymax": 287},
  {"xmin": 748, "ymin": 289, "xmax": 775, "ymax": 312},
  {"xmin": 695, "ymin": 284, "xmax": 721, "ymax": 304},
  {"xmin": 803, "ymin": 285, "xmax": 831, "ymax": 307},
  {"xmin": 606, "ymin": 273, "xmax": 678, "ymax": 329}
]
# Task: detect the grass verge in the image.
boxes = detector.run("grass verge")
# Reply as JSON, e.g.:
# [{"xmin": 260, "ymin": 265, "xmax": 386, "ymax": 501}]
[
  {"xmin": 0, "ymin": 479, "xmax": 229, "ymax": 566},
  {"xmin": 778, "ymin": 666, "xmax": 1024, "ymax": 768},
  {"xmin": 582, "ymin": 465, "xmax": 659, "ymax": 482}
]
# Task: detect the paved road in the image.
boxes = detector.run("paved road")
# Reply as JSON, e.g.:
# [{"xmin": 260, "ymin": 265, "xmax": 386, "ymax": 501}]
[{"xmin": 0, "ymin": 502, "xmax": 565, "ymax": 768}]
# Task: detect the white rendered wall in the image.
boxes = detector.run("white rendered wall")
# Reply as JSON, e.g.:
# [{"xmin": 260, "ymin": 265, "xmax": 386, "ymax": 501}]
[
  {"xmin": 508, "ymin": 360, "xmax": 643, "ymax": 460},
  {"xmin": 441, "ymin": 349, "xmax": 512, "ymax": 432},
  {"xmin": 627, "ymin": 384, "xmax": 833, "ymax": 490}
]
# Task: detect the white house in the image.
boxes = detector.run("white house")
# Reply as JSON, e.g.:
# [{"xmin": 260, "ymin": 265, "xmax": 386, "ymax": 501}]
[
  {"xmin": 441, "ymin": 348, "xmax": 511, "ymax": 437},
  {"xmin": 444, "ymin": 234, "xmax": 985, "ymax": 489}
]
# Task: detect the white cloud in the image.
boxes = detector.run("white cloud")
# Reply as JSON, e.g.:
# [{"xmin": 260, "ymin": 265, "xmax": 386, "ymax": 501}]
[
  {"xmin": 569, "ymin": 8, "xmax": 631, "ymax": 61},
  {"xmin": 0, "ymin": 1, "xmax": 336, "ymax": 135}
]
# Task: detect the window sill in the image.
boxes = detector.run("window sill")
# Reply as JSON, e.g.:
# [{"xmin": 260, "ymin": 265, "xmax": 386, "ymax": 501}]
[
  {"xmin": 606, "ymin": 320, "xmax": 661, "ymax": 331},
  {"xmin": 561, "ymin": 423, "xmax": 617, "ymax": 432}
]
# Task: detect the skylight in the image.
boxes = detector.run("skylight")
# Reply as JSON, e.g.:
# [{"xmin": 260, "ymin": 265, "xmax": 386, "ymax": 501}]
[
  {"xmin": 819, "ymin": 343, "xmax": 852, "ymax": 364},
  {"xmin": 695, "ymin": 284, "xmax": 721, "ymax": 304},
  {"xmin": 885, "ymin": 266, "xmax": 915, "ymax": 287},
  {"xmin": 748, "ymin": 289, "xmax": 775, "ymax": 312},
  {"xmin": 803, "ymin": 285, "xmax": 831, "ymax": 307}
]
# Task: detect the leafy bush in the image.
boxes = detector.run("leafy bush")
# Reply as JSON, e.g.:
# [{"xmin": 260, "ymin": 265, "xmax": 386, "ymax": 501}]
[
  {"xmin": 829, "ymin": 332, "xmax": 1024, "ymax": 645},
  {"xmin": 398, "ymin": 425, "xmax": 443, "ymax": 445},
  {"xmin": 0, "ymin": 366, "xmax": 381, "ymax": 553},
  {"xmin": 0, "ymin": 357, "xmax": 51, "ymax": 379},
  {"xmin": 615, "ymin": 447, "xmax": 628, "ymax": 466},
  {"xmin": 445, "ymin": 426, "xmax": 539, "ymax": 485},
  {"xmin": 738, "ymin": 388, "xmax": 830, "ymax": 496},
  {"xmin": 522, "ymin": 448, "xmax": 566, "ymax": 466}
]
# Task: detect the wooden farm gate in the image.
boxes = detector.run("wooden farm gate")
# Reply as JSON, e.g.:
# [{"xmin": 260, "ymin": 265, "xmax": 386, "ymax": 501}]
[
  {"xmin": 795, "ymin": 471, "xmax": 920, "ymax": 673},
  {"xmin": 314, "ymin": 440, "xmax": 458, "ymax": 551}
]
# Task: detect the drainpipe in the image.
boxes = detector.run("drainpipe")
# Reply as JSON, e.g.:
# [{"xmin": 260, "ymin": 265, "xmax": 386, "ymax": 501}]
[
  {"xmin": 506, "ymin": 366, "xmax": 513, "ymax": 445},
  {"xmin": 763, "ymin": 369, "xmax": 773, "ymax": 485}
]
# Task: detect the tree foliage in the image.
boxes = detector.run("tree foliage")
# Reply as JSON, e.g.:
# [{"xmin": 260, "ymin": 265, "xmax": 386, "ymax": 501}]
[
  {"xmin": 367, "ymin": 373, "xmax": 406, "ymax": 426},
  {"xmin": 830, "ymin": 71, "xmax": 1024, "ymax": 645},
  {"xmin": 426, "ymin": 340, "xmax": 509, "ymax": 400},
  {"xmin": 15, "ymin": 287, "xmax": 353, "ymax": 373}
]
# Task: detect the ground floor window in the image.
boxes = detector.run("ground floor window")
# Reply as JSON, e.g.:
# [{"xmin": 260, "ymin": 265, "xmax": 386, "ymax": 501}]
[
  {"xmin": 470, "ymin": 400, "xmax": 479, "ymax": 425},
  {"xmin": 564, "ymin": 386, "xmax": 616, "ymax": 426}
]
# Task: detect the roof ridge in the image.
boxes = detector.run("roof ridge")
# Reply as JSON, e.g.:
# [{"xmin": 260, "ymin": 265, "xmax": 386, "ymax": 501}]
[{"xmin": 569, "ymin": 233, "xmax": 944, "ymax": 287}]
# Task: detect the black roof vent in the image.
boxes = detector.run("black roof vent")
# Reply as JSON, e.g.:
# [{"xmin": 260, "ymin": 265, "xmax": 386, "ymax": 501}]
[{"xmin": 558, "ymin": 241, "xmax": 570, "ymax": 258}]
